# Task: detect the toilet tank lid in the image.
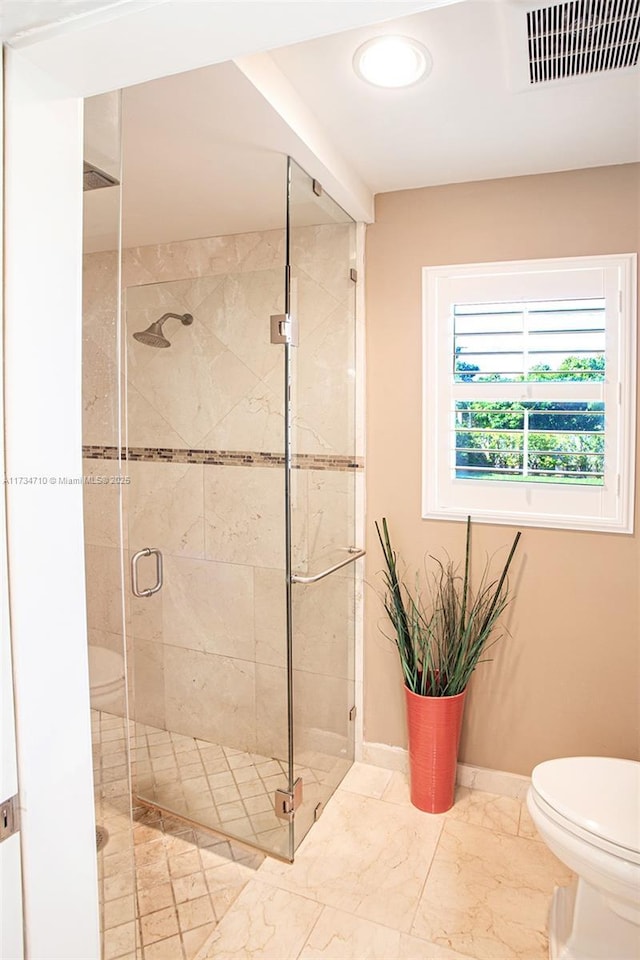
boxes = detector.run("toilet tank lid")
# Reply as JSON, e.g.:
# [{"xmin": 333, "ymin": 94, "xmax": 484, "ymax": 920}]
[{"xmin": 531, "ymin": 757, "xmax": 640, "ymax": 853}]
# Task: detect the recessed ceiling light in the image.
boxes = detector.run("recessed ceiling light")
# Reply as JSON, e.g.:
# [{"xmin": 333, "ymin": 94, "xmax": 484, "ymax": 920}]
[{"xmin": 353, "ymin": 36, "xmax": 432, "ymax": 89}]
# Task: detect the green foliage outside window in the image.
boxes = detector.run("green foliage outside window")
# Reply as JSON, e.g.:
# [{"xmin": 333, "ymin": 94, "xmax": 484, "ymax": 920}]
[{"xmin": 454, "ymin": 355, "xmax": 605, "ymax": 484}]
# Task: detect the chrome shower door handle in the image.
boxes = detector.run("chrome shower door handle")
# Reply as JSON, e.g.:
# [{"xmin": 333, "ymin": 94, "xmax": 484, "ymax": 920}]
[{"xmin": 131, "ymin": 547, "xmax": 163, "ymax": 598}]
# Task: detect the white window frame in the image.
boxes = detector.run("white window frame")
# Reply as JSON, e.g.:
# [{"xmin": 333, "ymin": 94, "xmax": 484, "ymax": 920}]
[{"xmin": 422, "ymin": 254, "xmax": 637, "ymax": 533}]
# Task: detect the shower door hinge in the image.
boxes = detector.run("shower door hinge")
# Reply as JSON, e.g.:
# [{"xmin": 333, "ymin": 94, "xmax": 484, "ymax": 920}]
[
  {"xmin": 349, "ymin": 268, "xmax": 358, "ymax": 283},
  {"xmin": 270, "ymin": 313, "xmax": 298, "ymax": 347},
  {"xmin": 274, "ymin": 777, "xmax": 303, "ymax": 822},
  {"xmin": 0, "ymin": 794, "xmax": 20, "ymax": 843},
  {"xmin": 349, "ymin": 705, "xmax": 357, "ymax": 721},
  {"xmin": 312, "ymin": 178, "xmax": 323, "ymax": 197}
]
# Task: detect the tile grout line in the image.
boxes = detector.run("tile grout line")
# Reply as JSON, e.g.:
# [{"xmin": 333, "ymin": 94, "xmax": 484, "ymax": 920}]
[
  {"xmin": 230, "ymin": 759, "xmax": 268, "ymax": 847},
  {"xmin": 406, "ymin": 815, "xmax": 446, "ymax": 938},
  {"xmin": 177, "ymin": 815, "xmax": 217, "ymax": 960},
  {"xmin": 139, "ymin": 781, "xmax": 185, "ymax": 960},
  {"xmin": 170, "ymin": 729, "xmax": 203, "ymax": 960},
  {"xmin": 517, "ymin": 795, "xmax": 525, "ymax": 838},
  {"xmin": 293, "ymin": 901, "xmax": 327, "ymax": 960}
]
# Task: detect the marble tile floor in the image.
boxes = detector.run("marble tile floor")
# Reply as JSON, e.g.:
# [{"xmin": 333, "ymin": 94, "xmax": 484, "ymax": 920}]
[
  {"xmin": 196, "ymin": 762, "xmax": 573, "ymax": 960},
  {"xmin": 93, "ymin": 711, "xmax": 571, "ymax": 960}
]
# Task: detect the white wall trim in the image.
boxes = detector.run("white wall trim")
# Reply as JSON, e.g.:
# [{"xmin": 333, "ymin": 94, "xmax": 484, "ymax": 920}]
[
  {"xmin": 353, "ymin": 220, "xmax": 367, "ymax": 763},
  {"xmin": 235, "ymin": 54, "xmax": 374, "ymax": 223},
  {"xmin": 361, "ymin": 741, "xmax": 409, "ymax": 773},
  {"xmin": 4, "ymin": 47, "xmax": 100, "ymax": 958},
  {"xmin": 456, "ymin": 762, "xmax": 531, "ymax": 801},
  {"xmin": 5, "ymin": 0, "xmax": 164, "ymax": 48},
  {"xmin": 0, "ymin": 44, "xmax": 25, "ymax": 960},
  {"xmin": 362, "ymin": 741, "xmax": 531, "ymax": 800}
]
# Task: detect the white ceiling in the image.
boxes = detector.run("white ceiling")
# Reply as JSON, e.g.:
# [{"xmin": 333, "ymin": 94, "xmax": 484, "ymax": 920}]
[
  {"xmin": 270, "ymin": 1, "xmax": 640, "ymax": 192},
  {"xmin": 120, "ymin": 62, "xmax": 290, "ymax": 246},
  {"xmin": 0, "ymin": 0, "xmax": 144, "ymax": 41},
  {"xmin": 82, "ymin": 0, "xmax": 640, "ymax": 251}
]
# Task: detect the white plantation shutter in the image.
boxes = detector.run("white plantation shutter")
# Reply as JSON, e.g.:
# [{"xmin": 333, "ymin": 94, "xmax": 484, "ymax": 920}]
[
  {"xmin": 422, "ymin": 255, "xmax": 637, "ymax": 532},
  {"xmin": 453, "ymin": 298, "xmax": 606, "ymax": 482}
]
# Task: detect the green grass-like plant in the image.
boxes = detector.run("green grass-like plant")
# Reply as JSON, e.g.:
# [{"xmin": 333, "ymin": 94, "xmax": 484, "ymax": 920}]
[{"xmin": 375, "ymin": 517, "xmax": 522, "ymax": 697}]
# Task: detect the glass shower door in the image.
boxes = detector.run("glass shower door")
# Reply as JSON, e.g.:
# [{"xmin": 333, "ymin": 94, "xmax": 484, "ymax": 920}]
[
  {"xmin": 286, "ymin": 158, "xmax": 360, "ymax": 851},
  {"xmin": 123, "ymin": 254, "xmax": 295, "ymax": 859},
  {"xmin": 119, "ymin": 159, "xmax": 359, "ymax": 863}
]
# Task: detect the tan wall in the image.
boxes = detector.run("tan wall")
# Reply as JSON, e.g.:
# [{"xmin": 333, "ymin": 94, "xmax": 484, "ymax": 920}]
[{"xmin": 364, "ymin": 164, "xmax": 640, "ymax": 776}]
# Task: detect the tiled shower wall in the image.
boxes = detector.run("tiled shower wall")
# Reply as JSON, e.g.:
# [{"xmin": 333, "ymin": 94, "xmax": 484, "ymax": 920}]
[{"xmin": 83, "ymin": 225, "xmax": 360, "ymax": 763}]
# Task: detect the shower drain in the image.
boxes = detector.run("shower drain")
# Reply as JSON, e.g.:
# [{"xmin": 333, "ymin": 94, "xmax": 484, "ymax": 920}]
[{"xmin": 96, "ymin": 825, "xmax": 109, "ymax": 852}]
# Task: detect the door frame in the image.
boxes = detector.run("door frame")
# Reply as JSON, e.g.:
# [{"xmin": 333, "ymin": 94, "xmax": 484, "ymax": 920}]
[{"xmin": 0, "ymin": 45, "xmax": 24, "ymax": 960}]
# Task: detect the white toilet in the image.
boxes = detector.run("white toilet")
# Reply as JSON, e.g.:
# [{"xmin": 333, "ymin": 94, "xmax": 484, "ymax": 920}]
[
  {"xmin": 527, "ymin": 756, "xmax": 640, "ymax": 960},
  {"xmin": 88, "ymin": 645, "xmax": 125, "ymax": 713}
]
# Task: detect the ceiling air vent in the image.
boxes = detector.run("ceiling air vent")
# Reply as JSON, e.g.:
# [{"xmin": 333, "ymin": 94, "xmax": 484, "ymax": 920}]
[{"xmin": 527, "ymin": 0, "xmax": 640, "ymax": 83}]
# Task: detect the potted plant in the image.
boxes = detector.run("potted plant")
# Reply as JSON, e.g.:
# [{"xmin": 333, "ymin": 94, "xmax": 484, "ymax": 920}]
[{"xmin": 375, "ymin": 516, "xmax": 521, "ymax": 813}]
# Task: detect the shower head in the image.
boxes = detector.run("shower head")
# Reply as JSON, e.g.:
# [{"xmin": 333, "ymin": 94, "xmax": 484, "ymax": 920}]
[
  {"xmin": 83, "ymin": 161, "xmax": 120, "ymax": 191},
  {"xmin": 133, "ymin": 312, "xmax": 193, "ymax": 348},
  {"xmin": 133, "ymin": 319, "xmax": 171, "ymax": 348}
]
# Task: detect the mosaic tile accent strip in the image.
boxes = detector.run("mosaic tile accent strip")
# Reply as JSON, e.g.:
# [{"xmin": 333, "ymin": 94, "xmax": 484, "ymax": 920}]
[
  {"xmin": 83, "ymin": 445, "xmax": 364, "ymax": 471},
  {"xmin": 294, "ymin": 453, "xmax": 363, "ymax": 471},
  {"xmin": 85, "ymin": 445, "xmax": 120, "ymax": 460}
]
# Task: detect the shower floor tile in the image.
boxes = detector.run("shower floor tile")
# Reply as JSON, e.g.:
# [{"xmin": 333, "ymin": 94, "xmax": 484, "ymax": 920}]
[
  {"xmin": 130, "ymin": 719, "xmax": 348, "ymax": 859},
  {"xmin": 93, "ymin": 709, "xmax": 264, "ymax": 960}
]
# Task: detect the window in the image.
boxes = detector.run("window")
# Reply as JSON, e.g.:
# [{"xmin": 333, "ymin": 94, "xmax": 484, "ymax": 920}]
[{"xmin": 422, "ymin": 255, "xmax": 637, "ymax": 532}]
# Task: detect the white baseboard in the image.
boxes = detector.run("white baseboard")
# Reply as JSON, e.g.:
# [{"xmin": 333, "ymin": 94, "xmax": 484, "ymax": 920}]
[
  {"xmin": 361, "ymin": 741, "xmax": 530, "ymax": 800},
  {"xmin": 456, "ymin": 762, "xmax": 530, "ymax": 800},
  {"xmin": 361, "ymin": 741, "xmax": 408, "ymax": 773}
]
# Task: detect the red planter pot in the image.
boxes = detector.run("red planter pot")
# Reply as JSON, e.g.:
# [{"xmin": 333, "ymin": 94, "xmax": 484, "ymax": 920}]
[{"xmin": 404, "ymin": 685, "xmax": 467, "ymax": 813}]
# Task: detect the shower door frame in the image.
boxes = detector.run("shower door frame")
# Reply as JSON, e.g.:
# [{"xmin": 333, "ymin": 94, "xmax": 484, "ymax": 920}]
[{"xmin": 283, "ymin": 156, "xmax": 364, "ymax": 857}]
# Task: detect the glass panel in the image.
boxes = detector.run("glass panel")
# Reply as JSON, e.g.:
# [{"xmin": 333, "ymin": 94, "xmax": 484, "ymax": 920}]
[
  {"xmin": 81, "ymin": 92, "xmax": 137, "ymax": 960},
  {"xmin": 124, "ymin": 250, "xmax": 293, "ymax": 858},
  {"xmin": 286, "ymin": 159, "xmax": 358, "ymax": 852}
]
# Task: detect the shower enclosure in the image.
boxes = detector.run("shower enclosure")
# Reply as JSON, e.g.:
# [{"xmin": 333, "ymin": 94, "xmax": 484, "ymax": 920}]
[{"xmin": 120, "ymin": 158, "xmax": 361, "ymax": 861}]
